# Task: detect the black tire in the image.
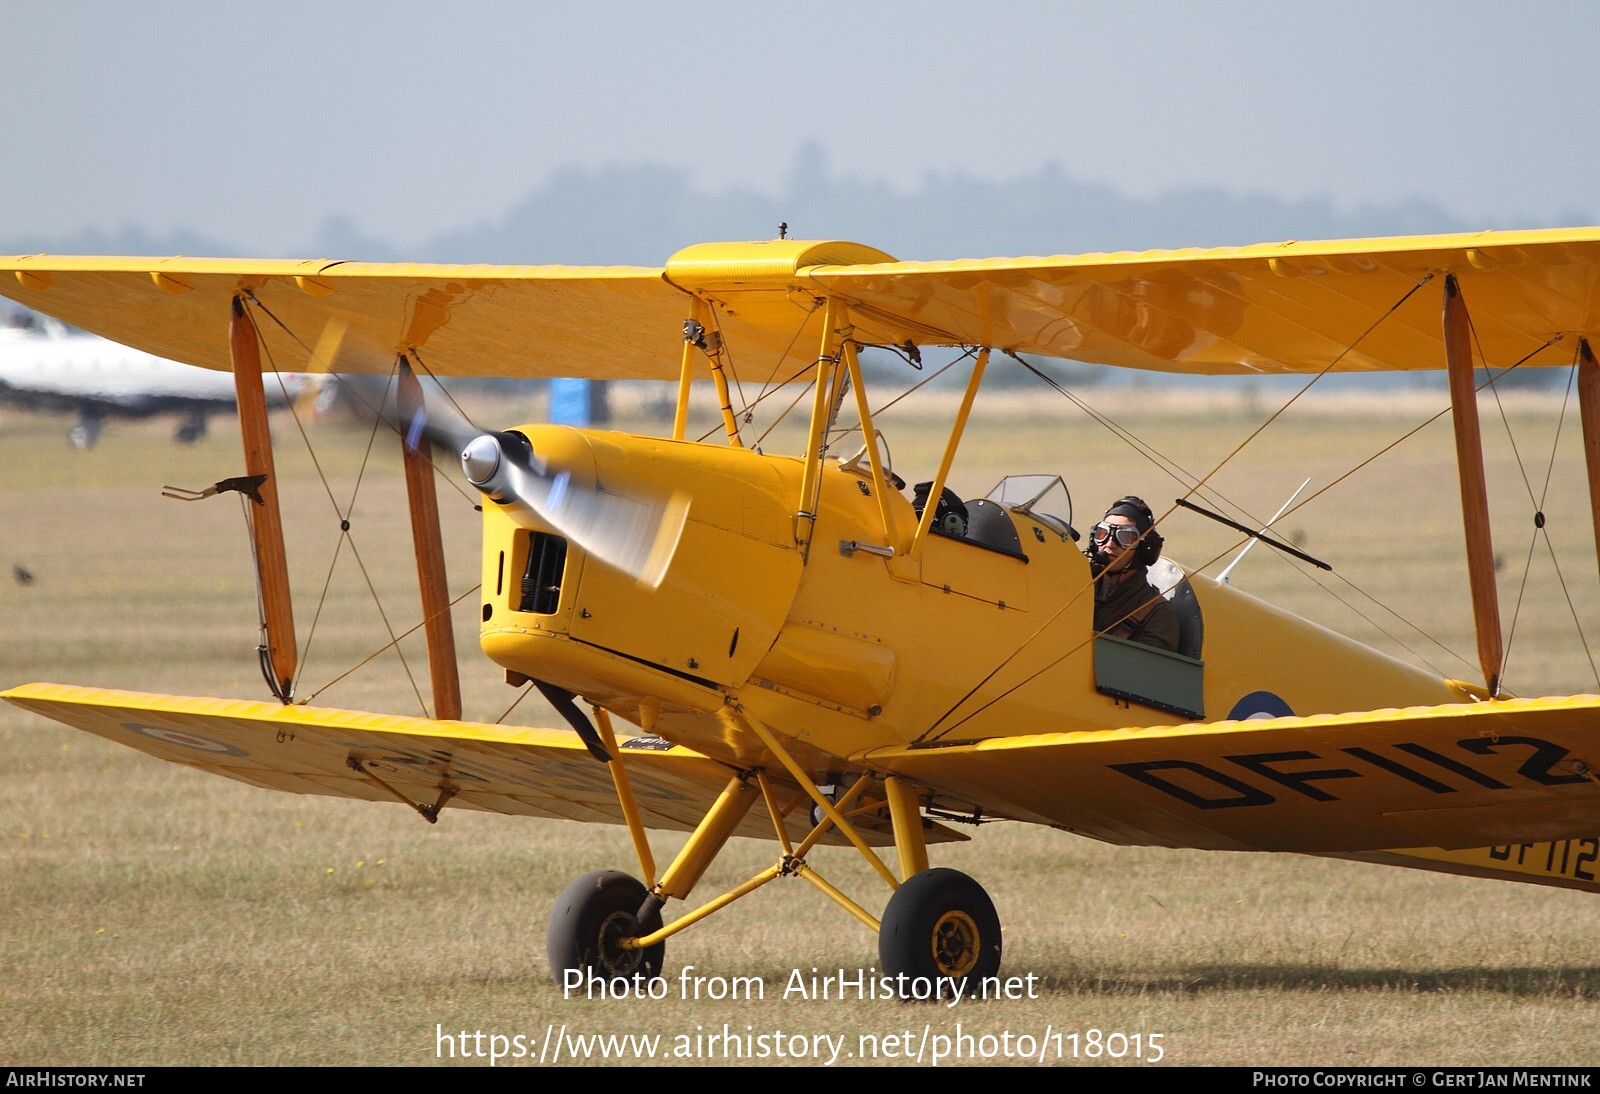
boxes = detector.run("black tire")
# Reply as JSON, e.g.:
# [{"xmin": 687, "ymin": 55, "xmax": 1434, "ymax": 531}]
[
  {"xmin": 879, "ymin": 868, "xmax": 1001, "ymax": 995},
  {"xmin": 546, "ymin": 869, "xmax": 664, "ymax": 986}
]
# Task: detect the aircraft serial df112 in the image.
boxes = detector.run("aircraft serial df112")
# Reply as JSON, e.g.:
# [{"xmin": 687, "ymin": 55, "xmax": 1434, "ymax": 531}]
[{"xmin": 5, "ymin": 228, "xmax": 1600, "ymax": 991}]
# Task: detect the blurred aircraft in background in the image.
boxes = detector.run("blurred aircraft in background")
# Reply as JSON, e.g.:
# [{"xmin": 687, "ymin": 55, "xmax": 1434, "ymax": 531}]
[{"xmin": 0, "ymin": 307, "xmax": 319, "ymax": 447}]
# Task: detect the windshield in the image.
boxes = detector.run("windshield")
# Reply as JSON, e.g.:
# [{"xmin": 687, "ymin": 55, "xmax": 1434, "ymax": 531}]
[{"xmin": 985, "ymin": 475, "xmax": 1073, "ymax": 539}]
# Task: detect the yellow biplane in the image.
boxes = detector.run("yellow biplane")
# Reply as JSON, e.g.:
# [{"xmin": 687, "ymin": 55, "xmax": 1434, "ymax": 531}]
[{"xmin": 4, "ymin": 228, "xmax": 1600, "ymax": 993}]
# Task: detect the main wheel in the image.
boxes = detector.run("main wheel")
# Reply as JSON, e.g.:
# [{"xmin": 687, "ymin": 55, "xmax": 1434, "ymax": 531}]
[
  {"xmin": 879, "ymin": 868, "xmax": 1001, "ymax": 995},
  {"xmin": 546, "ymin": 869, "xmax": 665, "ymax": 985}
]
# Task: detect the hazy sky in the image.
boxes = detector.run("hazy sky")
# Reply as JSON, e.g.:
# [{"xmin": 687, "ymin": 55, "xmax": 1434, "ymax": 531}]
[{"xmin": 5, "ymin": 1, "xmax": 1597, "ymax": 254}]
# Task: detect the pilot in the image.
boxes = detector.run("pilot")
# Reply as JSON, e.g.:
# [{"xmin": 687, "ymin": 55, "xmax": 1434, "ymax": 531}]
[{"xmin": 1088, "ymin": 496, "xmax": 1180, "ymax": 651}]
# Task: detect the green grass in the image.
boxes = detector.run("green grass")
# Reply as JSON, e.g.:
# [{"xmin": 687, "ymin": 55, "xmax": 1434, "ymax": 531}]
[{"xmin": 3, "ymin": 382, "xmax": 1599, "ymax": 1067}]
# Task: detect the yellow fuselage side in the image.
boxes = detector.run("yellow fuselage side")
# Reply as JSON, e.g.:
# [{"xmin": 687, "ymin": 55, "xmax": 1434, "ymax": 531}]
[{"xmin": 478, "ymin": 426, "xmax": 1467, "ymax": 781}]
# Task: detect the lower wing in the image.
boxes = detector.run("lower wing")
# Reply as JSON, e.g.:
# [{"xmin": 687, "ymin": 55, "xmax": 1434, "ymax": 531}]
[
  {"xmin": 5, "ymin": 682, "xmax": 964, "ymax": 847},
  {"xmin": 863, "ymin": 694, "xmax": 1600, "ymax": 864}
]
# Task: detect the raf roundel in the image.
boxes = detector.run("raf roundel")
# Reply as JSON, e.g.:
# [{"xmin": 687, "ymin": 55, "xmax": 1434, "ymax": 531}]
[{"xmin": 124, "ymin": 722, "xmax": 248, "ymax": 757}]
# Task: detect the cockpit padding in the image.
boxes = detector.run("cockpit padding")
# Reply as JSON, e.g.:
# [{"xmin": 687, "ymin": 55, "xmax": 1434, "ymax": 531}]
[{"xmin": 1147, "ymin": 557, "xmax": 1204, "ymax": 659}]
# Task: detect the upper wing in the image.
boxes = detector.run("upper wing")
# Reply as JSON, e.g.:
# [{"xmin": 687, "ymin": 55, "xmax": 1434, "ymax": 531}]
[
  {"xmin": 3, "ymin": 228, "xmax": 1597, "ymax": 378},
  {"xmin": 861, "ymin": 693, "xmax": 1600, "ymax": 853},
  {"xmin": 0, "ymin": 256, "xmax": 693, "ymax": 380},
  {"xmin": 3, "ymin": 682, "xmax": 963, "ymax": 847},
  {"xmin": 814, "ymin": 228, "xmax": 1600, "ymax": 374}
]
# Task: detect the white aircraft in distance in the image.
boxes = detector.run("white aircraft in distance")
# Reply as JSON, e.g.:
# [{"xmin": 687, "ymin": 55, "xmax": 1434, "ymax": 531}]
[{"xmin": 0, "ymin": 307, "xmax": 316, "ymax": 448}]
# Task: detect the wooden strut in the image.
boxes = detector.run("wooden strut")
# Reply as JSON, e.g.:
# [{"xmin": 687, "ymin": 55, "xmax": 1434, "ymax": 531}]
[
  {"xmin": 229, "ymin": 297, "xmax": 298, "ymax": 701},
  {"xmin": 1441, "ymin": 275, "xmax": 1505, "ymax": 697},
  {"xmin": 397, "ymin": 358, "xmax": 462, "ymax": 721},
  {"xmin": 1577, "ymin": 339, "xmax": 1600, "ymax": 590}
]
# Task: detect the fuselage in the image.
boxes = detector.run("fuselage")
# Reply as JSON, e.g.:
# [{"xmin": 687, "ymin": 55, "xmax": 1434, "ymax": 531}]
[{"xmin": 476, "ymin": 425, "xmax": 1472, "ymax": 793}]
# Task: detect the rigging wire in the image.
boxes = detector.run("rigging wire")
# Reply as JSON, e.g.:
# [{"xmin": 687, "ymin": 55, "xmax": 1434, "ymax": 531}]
[
  {"xmin": 939, "ymin": 320, "xmax": 1582, "ymax": 739},
  {"xmin": 1009, "ymin": 353, "xmax": 1238, "ymax": 519},
  {"xmin": 693, "ymin": 302, "xmax": 821, "ymax": 445},
  {"xmin": 1014, "ymin": 338, "xmax": 1514, "ymax": 687},
  {"xmin": 292, "ymin": 358, "xmax": 404, "ymax": 700},
  {"xmin": 313, "ymin": 359, "xmax": 430, "ymax": 713},
  {"xmin": 397, "ymin": 350, "xmax": 488, "ymax": 507},
  {"xmin": 918, "ymin": 271, "xmax": 1526, "ymax": 740},
  {"xmin": 342, "ymin": 535, "xmax": 431, "ymax": 716},
  {"xmin": 923, "ymin": 526, "xmax": 1270, "ymax": 741},
  {"xmin": 695, "ymin": 355, "xmax": 813, "ymax": 444},
  {"xmin": 831, "ymin": 347, "xmax": 971, "ymax": 439},
  {"xmin": 1164, "ymin": 274, "xmax": 1436, "ymax": 519},
  {"xmin": 495, "ymin": 680, "xmax": 538, "ymax": 725},
  {"xmin": 750, "ymin": 373, "xmax": 821, "ymax": 450},
  {"xmin": 744, "ymin": 292, "xmax": 829, "ymax": 416},
  {"xmin": 1007, "ymin": 268, "xmax": 1431, "ymax": 540},
  {"xmin": 301, "ymin": 583, "xmax": 482, "ymax": 704},
  {"xmin": 696, "ymin": 336, "xmax": 967, "ymax": 451},
  {"xmin": 1233, "ymin": 336, "xmax": 1578, "ymax": 687},
  {"xmin": 749, "ymin": 343, "xmax": 972, "ymax": 452},
  {"xmin": 1475, "ymin": 336, "xmax": 1600, "ymax": 689},
  {"xmin": 931, "ymin": 377, "xmax": 1530, "ymax": 741},
  {"xmin": 234, "ymin": 299, "xmax": 482, "ymax": 713}
]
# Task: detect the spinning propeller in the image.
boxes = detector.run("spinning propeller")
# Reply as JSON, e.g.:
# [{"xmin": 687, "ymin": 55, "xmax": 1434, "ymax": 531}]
[{"xmin": 402, "ymin": 389, "xmax": 687, "ymax": 590}]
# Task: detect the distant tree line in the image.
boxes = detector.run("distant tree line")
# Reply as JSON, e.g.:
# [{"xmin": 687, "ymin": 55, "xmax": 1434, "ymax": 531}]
[{"xmin": 7, "ymin": 145, "xmax": 1585, "ymax": 392}]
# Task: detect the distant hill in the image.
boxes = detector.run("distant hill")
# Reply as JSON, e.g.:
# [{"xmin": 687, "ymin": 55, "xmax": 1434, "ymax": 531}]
[
  {"xmin": 6, "ymin": 143, "xmax": 1567, "ymax": 265},
  {"xmin": 4, "ymin": 148, "xmax": 1583, "ymax": 393},
  {"xmin": 376, "ymin": 147, "xmax": 1510, "ymax": 266}
]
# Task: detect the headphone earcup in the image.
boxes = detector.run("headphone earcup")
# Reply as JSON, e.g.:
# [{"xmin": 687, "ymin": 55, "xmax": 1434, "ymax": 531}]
[{"xmin": 1139, "ymin": 529, "xmax": 1164, "ymax": 567}]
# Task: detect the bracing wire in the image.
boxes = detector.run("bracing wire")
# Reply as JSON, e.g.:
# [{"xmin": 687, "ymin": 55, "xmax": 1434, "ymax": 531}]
[
  {"xmin": 292, "ymin": 357, "xmax": 401, "ymax": 700},
  {"xmin": 1474, "ymin": 335, "xmax": 1600, "ymax": 690},
  {"xmin": 235, "ymin": 297, "xmax": 482, "ymax": 713},
  {"xmin": 301, "ymin": 583, "xmax": 482, "ymax": 704},
  {"xmin": 495, "ymin": 681, "xmax": 538, "ymax": 725},
  {"xmin": 692, "ymin": 299, "xmax": 828, "ymax": 444},
  {"xmin": 918, "ymin": 271, "xmax": 1535, "ymax": 740}
]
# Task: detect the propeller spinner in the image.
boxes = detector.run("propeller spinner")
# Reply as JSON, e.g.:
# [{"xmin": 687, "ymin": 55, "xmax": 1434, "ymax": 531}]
[{"xmin": 406, "ymin": 392, "xmax": 687, "ymax": 590}]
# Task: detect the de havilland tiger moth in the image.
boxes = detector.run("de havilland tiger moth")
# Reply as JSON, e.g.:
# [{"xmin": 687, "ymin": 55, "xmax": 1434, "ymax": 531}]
[{"xmin": 3, "ymin": 228, "xmax": 1600, "ymax": 991}]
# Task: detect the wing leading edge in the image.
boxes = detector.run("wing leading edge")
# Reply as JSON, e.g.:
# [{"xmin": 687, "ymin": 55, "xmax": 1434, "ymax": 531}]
[{"xmin": 3, "ymin": 227, "xmax": 1597, "ymax": 380}]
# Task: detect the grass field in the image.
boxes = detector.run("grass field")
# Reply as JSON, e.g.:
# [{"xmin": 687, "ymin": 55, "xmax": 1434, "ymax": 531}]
[{"xmin": 4, "ymin": 376, "xmax": 1599, "ymax": 1067}]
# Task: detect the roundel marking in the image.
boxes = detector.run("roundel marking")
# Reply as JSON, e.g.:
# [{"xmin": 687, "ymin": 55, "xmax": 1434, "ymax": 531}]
[
  {"xmin": 123, "ymin": 722, "xmax": 248, "ymax": 756},
  {"xmin": 1226, "ymin": 691, "xmax": 1294, "ymax": 721}
]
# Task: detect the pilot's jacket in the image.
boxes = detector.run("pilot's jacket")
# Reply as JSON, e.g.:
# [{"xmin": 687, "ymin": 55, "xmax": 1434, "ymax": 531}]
[{"xmin": 1093, "ymin": 569, "xmax": 1180, "ymax": 651}]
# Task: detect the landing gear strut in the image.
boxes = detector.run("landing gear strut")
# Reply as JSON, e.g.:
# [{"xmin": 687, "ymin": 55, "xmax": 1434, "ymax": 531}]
[{"xmin": 542, "ymin": 707, "xmax": 1004, "ymax": 994}]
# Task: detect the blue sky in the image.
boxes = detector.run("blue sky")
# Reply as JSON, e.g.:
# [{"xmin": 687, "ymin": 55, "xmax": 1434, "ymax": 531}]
[{"xmin": 6, "ymin": 1, "xmax": 1596, "ymax": 253}]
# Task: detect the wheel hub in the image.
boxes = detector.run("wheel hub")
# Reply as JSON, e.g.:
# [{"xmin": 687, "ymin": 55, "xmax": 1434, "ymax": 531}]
[
  {"xmin": 594, "ymin": 910, "xmax": 643, "ymax": 976},
  {"xmin": 930, "ymin": 909, "xmax": 980, "ymax": 978}
]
